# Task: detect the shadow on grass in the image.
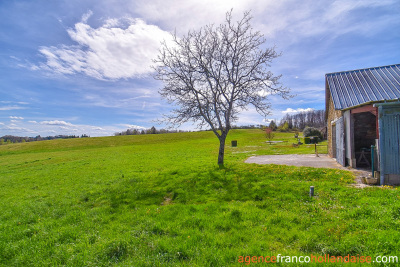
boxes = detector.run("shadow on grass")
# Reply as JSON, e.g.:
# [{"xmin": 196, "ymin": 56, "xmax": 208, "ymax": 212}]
[{"xmin": 93, "ymin": 163, "xmax": 354, "ymax": 210}]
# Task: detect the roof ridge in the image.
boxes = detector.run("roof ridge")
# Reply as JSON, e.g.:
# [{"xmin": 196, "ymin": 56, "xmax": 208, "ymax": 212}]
[{"xmin": 326, "ymin": 64, "xmax": 400, "ymax": 76}]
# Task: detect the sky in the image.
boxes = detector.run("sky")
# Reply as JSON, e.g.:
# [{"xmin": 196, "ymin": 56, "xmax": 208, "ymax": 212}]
[{"xmin": 0, "ymin": 0, "xmax": 399, "ymax": 137}]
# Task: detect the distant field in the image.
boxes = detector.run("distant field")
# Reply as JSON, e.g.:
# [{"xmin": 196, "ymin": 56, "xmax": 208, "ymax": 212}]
[{"xmin": 0, "ymin": 129, "xmax": 398, "ymax": 266}]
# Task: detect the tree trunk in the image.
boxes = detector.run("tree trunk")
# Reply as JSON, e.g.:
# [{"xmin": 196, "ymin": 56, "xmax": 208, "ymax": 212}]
[{"xmin": 218, "ymin": 135, "xmax": 226, "ymax": 166}]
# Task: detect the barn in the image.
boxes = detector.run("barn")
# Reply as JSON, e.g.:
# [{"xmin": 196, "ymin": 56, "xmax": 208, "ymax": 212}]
[{"xmin": 325, "ymin": 64, "xmax": 400, "ymax": 185}]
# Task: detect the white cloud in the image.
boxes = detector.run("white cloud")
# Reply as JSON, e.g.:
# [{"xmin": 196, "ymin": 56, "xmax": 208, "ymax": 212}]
[
  {"xmin": 2, "ymin": 125, "xmax": 36, "ymax": 134},
  {"xmin": 257, "ymin": 89, "xmax": 273, "ymax": 97},
  {"xmin": 33, "ymin": 0, "xmax": 396, "ymax": 82},
  {"xmin": 10, "ymin": 116, "xmax": 24, "ymax": 120},
  {"xmin": 28, "ymin": 121, "xmax": 38, "ymax": 124},
  {"xmin": 59, "ymin": 126, "xmax": 70, "ymax": 130},
  {"xmin": 38, "ymin": 12, "xmax": 173, "ymax": 80},
  {"xmin": 282, "ymin": 107, "xmax": 314, "ymax": 114},
  {"xmin": 120, "ymin": 124, "xmax": 146, "ymax": 130},
  {"xmin": 40, "ymin": 120, "xmax": 74, "ymax": 126}
]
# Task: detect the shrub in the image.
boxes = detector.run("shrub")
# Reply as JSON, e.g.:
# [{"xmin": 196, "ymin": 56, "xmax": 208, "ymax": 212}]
[
  {"xmin": 278, "ymin": 121, "xmax": 289, "ymax": 132},
  {"xmin": 265, "ymin": 128, "xmax": 275, "ymax": 143},
  {"xmin": 303, "ymin": 127, "xmax": 323, "ymax": 141}
]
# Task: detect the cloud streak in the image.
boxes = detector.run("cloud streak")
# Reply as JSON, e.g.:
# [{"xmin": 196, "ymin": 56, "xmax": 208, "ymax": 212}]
[
  {"xmin": 0, "ymin": 106, "xmax": 27, "ymax": 111},
  {"xmin": 0, "ymin": 118, "xmax": 143, "ymax": 137},
  {"xmin": 282, "ymin": 108, "xmax": 314, "ymax": 114}
]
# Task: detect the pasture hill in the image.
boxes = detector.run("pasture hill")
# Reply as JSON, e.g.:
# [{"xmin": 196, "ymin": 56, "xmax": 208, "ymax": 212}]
[{"xmin": 0, "ymin": 129, "xmax": 398, "ymax": 266}]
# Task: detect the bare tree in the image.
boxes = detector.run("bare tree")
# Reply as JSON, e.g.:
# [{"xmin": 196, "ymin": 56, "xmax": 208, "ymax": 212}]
[
  {"xmin": 279, "ymin": 110, "xmax": 326, "ymax": 130},
  {"xmin": 154, "ymin": 10, "xmax": 290, "ymax": 165}
]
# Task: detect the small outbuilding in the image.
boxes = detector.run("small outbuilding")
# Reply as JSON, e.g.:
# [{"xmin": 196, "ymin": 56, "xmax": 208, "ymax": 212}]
[{"xmin": 325, "ymin": 64, "xmax": 400, "ymax": 185}]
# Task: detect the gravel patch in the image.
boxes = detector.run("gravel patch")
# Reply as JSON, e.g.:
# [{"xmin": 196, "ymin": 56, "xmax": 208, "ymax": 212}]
[
  {"xmin": 245, "ymin": 154, "xmax": 373, "ymax": 187},
  {"xmin": 245, "ymin": 154, "xmax": 346, "ymax": 169}
]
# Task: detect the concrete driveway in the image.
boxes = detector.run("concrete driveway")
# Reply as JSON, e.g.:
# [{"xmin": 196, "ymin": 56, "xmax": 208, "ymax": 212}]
[{"xmin": 245, "ymin": 154, "xmax": 347, "ymax": 170}]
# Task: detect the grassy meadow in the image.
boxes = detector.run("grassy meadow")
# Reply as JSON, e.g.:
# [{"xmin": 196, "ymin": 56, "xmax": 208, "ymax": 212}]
[{"xmin": 0, "ymin": 129, "xmax": 399, "ymax": 266}]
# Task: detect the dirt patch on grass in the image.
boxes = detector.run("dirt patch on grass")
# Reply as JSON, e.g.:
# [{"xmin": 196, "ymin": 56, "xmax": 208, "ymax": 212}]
[{"xmin": 161, "ymin": 196, "xmax": 173, "ymax": 206}]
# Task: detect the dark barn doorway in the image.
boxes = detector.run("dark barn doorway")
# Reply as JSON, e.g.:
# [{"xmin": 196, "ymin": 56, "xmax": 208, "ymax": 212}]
[{"xmin": 353, "ymin": 111, "xmax": 377, "ymax": 168}]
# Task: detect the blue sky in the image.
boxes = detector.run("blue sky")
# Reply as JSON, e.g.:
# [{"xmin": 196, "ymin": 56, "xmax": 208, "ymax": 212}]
[{"xmin": 1, "ymin": 0, "xmax": 399, "ymax": 137}]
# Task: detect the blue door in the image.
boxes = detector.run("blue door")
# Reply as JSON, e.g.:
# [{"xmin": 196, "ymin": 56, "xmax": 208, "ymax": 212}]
[{"xmin": 377, "ymin": 102, "xmax": 400, "ymax": 185}]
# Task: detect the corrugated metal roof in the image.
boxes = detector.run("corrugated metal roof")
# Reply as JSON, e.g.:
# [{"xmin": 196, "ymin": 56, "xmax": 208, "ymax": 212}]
[{"xmin": 326, "ymin": 64, "xmax": 400, "ymax": 110}]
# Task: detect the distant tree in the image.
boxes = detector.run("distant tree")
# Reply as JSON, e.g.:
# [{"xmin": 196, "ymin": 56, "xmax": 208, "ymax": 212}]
[
  {"xmin": 150, "ymin": 126, "xmax": 157, "ymax": 134},
  {"xmin": 154, "ymin": 10, "xmax": 289, "ymax": 165},
  {"xmin": 268, "ymin": 120, "xmax": 277, "ymax": 130}
]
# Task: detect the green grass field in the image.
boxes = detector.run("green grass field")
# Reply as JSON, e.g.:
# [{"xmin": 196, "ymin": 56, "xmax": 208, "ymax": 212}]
[{"xmin": 0, "ymin": 129, "xmax": 399, "ymax": 266}]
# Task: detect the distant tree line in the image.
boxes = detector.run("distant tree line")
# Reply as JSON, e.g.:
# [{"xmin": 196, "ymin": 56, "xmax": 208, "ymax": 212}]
[
  {"xmin": 231, "ymin": 124, "xmax": 266, "ymax": 130},
  {"xmin": 269, "ymin": 110, "xmax": 326, "ymax": 132},
  {"xmin": 115, "ymin": 125, "xmax": 272, "ymax": 136},
  {"xmin": 114, "ymin": 126, "xmax": 188, "ymax": 136},
  {"xmin": 0, "ymin": 134, "xmax": 89, "ymax": 145},
  {"xmin": 116, "ymin": 123, "xmax": 305, "ymax": 136}
]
